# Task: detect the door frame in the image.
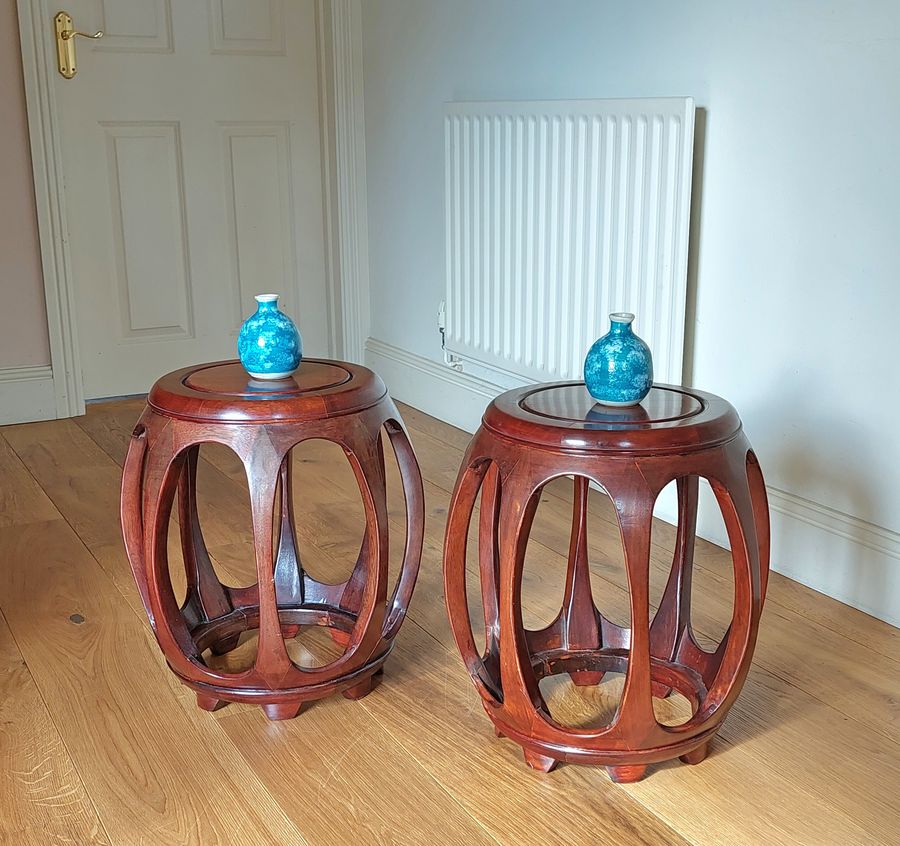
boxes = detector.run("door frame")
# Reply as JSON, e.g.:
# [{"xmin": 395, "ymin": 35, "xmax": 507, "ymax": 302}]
[{"xmin": 17, "ymin": 0, "xmax": 370, "ymax": 417}]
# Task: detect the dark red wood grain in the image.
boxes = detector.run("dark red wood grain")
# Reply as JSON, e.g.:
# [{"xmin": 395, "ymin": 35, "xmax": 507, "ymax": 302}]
[
  {"xmin": 443, "ymin": 382, "xmax": 769, "ymax": 781},
  {"xmin": 121, "ymin": 359, "xmax": 424, "ymax": 720}
]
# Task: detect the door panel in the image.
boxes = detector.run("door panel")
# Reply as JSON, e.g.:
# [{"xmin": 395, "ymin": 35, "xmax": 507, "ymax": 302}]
[
  {"xmin": 210, "ymin": 0, "xmax": 285, "ymax": 55},
  {"xmin": 50, "ymin": 0, "xmax": 328, "ymax": 398},
  {"xmin": 103, "ymin": 121, "xmax": 192, "ymax": 339},
  {"xmin": 221, "ymin": 123, "xmax": 297, "ymax": 332},
  {"xmin": 92, "ymin": 0, "xmax": 173, "ymax": 52}
]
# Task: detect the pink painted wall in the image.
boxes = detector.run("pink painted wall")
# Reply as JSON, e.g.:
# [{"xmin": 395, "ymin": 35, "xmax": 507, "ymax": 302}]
[{"xmin": 0, "ymin": 0, "xmax": 51, "ymax": 368}]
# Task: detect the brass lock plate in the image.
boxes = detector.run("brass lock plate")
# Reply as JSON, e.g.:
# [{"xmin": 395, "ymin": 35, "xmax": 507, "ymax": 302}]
[{"xmin": 55, "ymin": 11, "xmax": 76, "ymax": 79}]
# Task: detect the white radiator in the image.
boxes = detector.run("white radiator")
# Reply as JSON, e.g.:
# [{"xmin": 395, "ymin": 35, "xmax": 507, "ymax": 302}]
[{"xmin": 443, "ymin": 98, "xmax": 695, "ymax": 388}]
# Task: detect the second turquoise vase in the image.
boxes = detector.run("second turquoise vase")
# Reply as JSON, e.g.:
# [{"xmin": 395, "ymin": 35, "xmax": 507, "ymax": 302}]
[
  {"xmin": 584, "ymin": 312, "xmax": 653, "ymax": 406},
  {"xmin": 237, "ymin": 294, "xmax": 303, "ymax": 380}
]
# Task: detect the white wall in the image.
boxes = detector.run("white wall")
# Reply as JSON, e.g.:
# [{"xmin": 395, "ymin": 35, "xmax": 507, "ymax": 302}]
[{"xmin": 360, "ymin": 0, "xmax": 900, "ymax": 626}]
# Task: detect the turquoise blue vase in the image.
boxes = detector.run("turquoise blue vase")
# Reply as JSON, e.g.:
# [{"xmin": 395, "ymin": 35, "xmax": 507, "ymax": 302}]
[
  {"xmin": 584, "ymin": 312, "xmax": 653, "ymax": 406},
  {"xmin": 237, "ymin": 294, "xmax": 302, "ymax": 380}
]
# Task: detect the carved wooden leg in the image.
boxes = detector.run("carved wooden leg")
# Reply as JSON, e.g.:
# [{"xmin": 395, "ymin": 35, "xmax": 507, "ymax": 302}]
[
  {"xmin": 698, "ymin": 436, "xmax": 766, "ymax": 699},
  {"xmin": 178, "ymin": 446, "xmax": 232, "ymax": 630},
  {"xmin": 143, "ymin": 446, "xmax": 206, "ymax": 678},
  {"xmin": 381, "ymin": 416, "xmax": 425, "ymax": 641},
  {"xmin": 523, "ymin": 749, "xmax": 559, "ymax": 772},
  {"xmin": 443, "ymin": 452, "xmax": 504, "ymax": 704},
  {"xmin": 745, "ymin": 450, "xmax": 771, "ymax": 601},
  {"xmin": 497, "ymin": 474, "xmax": 547, "ymax": 718},
  {"xmin": 607, "ymin": 764, "xmax": 647, "ymax": 783},
  {"xmin": 330, "ymin": 426, "xmax": 390, "ymax": 661},
  {"xmin": 121, "ymin": 418, "xmax": 152, "ymax": 618},
  {"xmin": 565, "ymin": 477, "xmax": 603, "ymax": 686},
  {"xmin": 246, "ymin": 450, "xmax": 294, "ymax": 691},
  {"xmin": 262, "ymin": 701, "xmax": 303, "ymax": 721},
  {"xmin": 680, "ymin": 740, "xmax": 711, "ymax": 765},
  {"xmin": 196, "ymin": 693, "xmax": 226, "ymax": 712},
  {"xmin": 342, "ymin": 427, "xmax": 391, "ymax": 661},
  {"xmin": 341, "ymin": 669, "xmax": 383, "ymax": 700},
  {"xmin": 478, "ymin": 462, "xmax": 501, "ymax": 662},
  {"xmin": 347, "ymin": 435, "xmax": 387, "ymax": 618},
  {"xmin": 608, "ymin": 479, "xmax": 657, "ymax": 743},
  {"xmin": 650, "ymin": 475, "xmax": 698, "ymax": 698},
  {"xmin": 274, "ymin": 453, "xmax": 304, "ymax": 606},
  {"xmin": 326, "ymin": 523, "xmax": 370, "ymax": 650}
]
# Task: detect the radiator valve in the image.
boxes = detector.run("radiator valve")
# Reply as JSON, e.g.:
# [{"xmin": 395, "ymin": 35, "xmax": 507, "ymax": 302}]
[{"xmin": 438, "ymin": 301, "xmax": 463, "ymax": 370}]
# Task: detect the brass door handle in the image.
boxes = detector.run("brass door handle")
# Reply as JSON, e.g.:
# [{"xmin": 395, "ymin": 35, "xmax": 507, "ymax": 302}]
[
  {"xmin": 61, "ymin": 28, "xmax": 104, "ymax": 41},
  {"xmin": 54, "ymin": 11, "xmax": 104, "ymax": 79}
]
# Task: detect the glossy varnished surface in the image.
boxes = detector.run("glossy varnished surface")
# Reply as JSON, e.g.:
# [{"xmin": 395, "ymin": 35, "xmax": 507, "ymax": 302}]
[
  {"xmin": 149, "ymin": 359, "xmax": 386, "ymax": 423},
  {"xmin": 446, "ymin": 381, "xmax": 768, "ymax": 780},
  {"xmin": 0, "ymin": 399, "xmax": 898, "ymax": 844},
  {"xmin": 125, "ymin": 358, "xmax": 423, "ymax": 721},
  {"xmin": 485, "ymin": 382, "xmax": 741, "ymax": 453}
]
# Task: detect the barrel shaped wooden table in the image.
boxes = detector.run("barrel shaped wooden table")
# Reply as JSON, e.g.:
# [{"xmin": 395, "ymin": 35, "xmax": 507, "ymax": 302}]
[
  {"xmin": 443, "ymin": 382, "xmax": 769, "ymax": 781},
  {"xmin": 121, "ymin": 359, "xmax": 423, "ymax": 720}
]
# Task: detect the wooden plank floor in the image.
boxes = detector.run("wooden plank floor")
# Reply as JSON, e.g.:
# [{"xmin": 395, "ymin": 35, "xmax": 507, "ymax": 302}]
[{"xmin": 0, "ymin": 397, "xmax": 898, "ymax": 845}]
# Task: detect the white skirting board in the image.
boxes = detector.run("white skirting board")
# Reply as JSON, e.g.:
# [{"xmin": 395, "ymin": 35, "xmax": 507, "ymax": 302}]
[
  {"xmin": 0, "ymin": 365, "xmax": 57, "ymax": 426},
  {"xmin": 367, "ymin": 337, "xmax": 500, "ymax": 433},
  {"xmin": 366, "ymin": 336, "xmax": 900, "ymax": 628}
]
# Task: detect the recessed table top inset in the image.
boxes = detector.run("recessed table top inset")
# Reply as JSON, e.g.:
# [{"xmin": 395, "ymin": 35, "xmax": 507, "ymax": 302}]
[
  {"xmin": 184, "ymin": 361, "xmax": 352, "ymax": 396},
  {"xmin": 484, "ymin": 382, "xmax": 741, "ymax": 454},
  {"xmin": 148, "ymin": 359, "xmax": 387, "ymax": 424}
]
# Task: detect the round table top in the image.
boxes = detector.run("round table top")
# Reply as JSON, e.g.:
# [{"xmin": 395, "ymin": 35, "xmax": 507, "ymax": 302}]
[
  {"xmin": 482, "ymin": 382, "xmax": 741, "ymax": 454},
  {"xmin": 147, "ymin": 359, "xmax": 387, "ymax": 424}
]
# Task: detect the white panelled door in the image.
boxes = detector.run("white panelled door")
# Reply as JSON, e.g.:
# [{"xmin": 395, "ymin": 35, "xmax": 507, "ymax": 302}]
[{"xmin": 48, "ymin": 0, "xmax": 329, "ymax": 398}]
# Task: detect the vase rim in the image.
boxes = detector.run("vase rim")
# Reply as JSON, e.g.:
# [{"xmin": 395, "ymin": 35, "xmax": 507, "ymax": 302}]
[
  {"xmin": 255, "ymin": 293, "xmax": 280, "ymax": 303},
  {"xmin": 609, "ymin": 311, "xmax": 635, "ymax": 324}
]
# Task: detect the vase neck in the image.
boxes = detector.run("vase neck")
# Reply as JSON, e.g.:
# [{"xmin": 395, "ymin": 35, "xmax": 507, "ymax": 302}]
[
  {"xmin": 609, "ymin": 319, "xmax": 632, "ymax": 335},
  {"xmin": 255, "ymin": 294, "xmax": 279, "ymax": 313}
]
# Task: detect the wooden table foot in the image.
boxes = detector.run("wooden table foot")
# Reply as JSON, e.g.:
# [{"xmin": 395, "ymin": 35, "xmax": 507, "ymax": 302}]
[
  {"xmin": 209, "ymin": 633, "xmax": 241, "ymax": 656},
  {"xmin": 341, "ymin": 670, "xmax": 383, "ymax": 701},
  {"xmin": 607, "ymin": 764, "xmax": 647, "ymax": 783},
  {"xmin": 523, "ymin": 749, "xmax": 559, "ymax": 773},
  {"xmin": 261, "ymin": 701, "xmax": 303, "ymax": 721},
  {"xmin": 196, "ymin": 693, "xmax": 227, "ymax": 712},
  {"xmin": 679, "ymin": 741, "xmax": 711, "ymax": 765},
  {"xmin": 651, "ymin": 681, "xmax": 673, "ymax": 699},
  {"xmin": 329, "ymin": 628, "xmax": 351, "ymax": 648},
  {"xmin": 570, "ymin": 670, "xmax": 605, "ymax": 687}
]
